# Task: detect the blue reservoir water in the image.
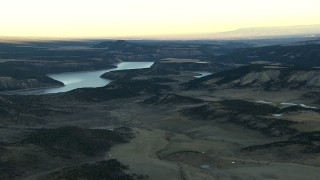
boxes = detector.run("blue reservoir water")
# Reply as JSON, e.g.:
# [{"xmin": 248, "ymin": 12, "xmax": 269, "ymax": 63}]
[{"xmin": 7, "ymin": 62, "xmax": 154, "ymax": 95}]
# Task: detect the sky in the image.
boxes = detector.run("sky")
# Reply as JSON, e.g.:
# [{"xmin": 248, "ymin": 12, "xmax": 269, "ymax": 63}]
[{"xmin": 0, "ymin": 0, "xmax": 320, "ymax": 39}]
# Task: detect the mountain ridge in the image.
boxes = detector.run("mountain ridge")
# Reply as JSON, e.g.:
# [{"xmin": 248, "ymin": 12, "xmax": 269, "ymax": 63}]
[{"xmin": 210, "ymin": 24, "xmax": 320, "ymax": 39}]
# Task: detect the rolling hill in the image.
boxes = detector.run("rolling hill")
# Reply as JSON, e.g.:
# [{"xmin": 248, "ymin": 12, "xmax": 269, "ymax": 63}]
[{"xmin": 184, "ymin": 65, "xmax": 320, "ymax": 90}]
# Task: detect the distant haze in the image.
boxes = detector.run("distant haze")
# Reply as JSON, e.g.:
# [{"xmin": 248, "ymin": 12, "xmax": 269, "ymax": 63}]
[
  {"xmin": 209, "ymin": 24, "xmax": 320, "ymax": 40},
  {"xmin": 0, "ymin": 0, "xmax": 320, "ymax": 39}
]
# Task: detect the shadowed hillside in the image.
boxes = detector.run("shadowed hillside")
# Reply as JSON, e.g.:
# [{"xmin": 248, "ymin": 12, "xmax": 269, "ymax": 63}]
[{"xmin": 68, "ymin": 79, "xmax": 170, "ymax": 101}]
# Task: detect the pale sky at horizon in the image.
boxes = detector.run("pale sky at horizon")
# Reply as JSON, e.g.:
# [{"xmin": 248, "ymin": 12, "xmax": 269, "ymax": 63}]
[{"xmin": 0, "ymin": 0, "xmax": 320, "ymax": 39}]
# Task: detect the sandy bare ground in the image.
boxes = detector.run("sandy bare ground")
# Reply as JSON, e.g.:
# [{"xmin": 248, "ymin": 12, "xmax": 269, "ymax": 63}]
[
  {"xmin": 284, "ymin": 111, "xmax": 320, "ymax": 123},
  {"xmin": 106, "ymin": 128, "xmax": 181, "ymax": 180}
]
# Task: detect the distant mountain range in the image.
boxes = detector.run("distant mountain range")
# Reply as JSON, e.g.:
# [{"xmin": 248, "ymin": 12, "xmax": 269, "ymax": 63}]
[
  {"xmin": 210, "ymin": 24, "xmax": 320, "ymax": 40},
  {"xmin": 111, "ymin": 24, "xmax": 320, "ymax": 40}
]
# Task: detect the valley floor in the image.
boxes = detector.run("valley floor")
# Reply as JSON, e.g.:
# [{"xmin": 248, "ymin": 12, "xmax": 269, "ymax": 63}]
[
  {"xmin": 1, "ymin": 63, "xmax": 320, "ymax": 180},
  {"xmin": 2, "ymin": 87, "xmax": 320, "ymax": 180}
]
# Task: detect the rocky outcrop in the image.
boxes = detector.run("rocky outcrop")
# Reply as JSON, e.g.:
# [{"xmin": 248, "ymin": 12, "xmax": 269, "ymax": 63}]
[{"xmin": 144, "ymin": 93, "xmax": 203, "ymax": 105}]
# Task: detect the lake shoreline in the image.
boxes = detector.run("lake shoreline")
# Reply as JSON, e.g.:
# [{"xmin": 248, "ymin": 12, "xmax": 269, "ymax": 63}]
[{"xmin": 1, "ymin": 62, "xmax": 154, "ymax": 95}]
